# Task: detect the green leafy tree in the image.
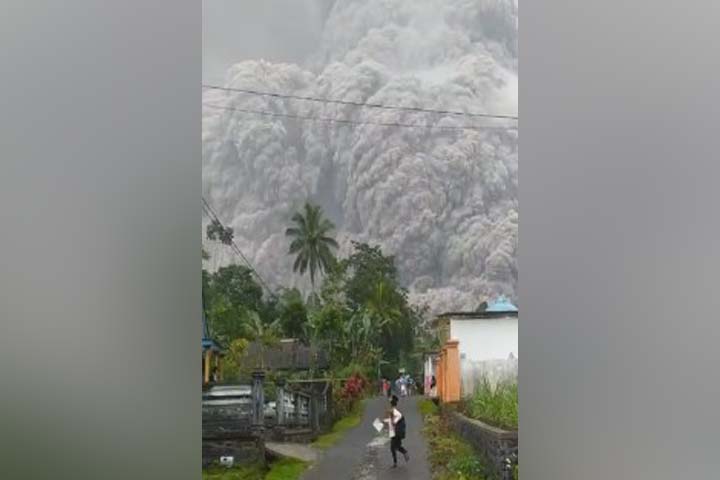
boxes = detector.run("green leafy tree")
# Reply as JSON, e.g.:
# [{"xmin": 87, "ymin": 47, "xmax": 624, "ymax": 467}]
[
  {"xmin": 276, "ymin": 288, "xmax": 308, "ymax": 339},
  {"xmin": 285, "ymin": 202, "xmax": 339, "ymax": 289},
  {"xmin": 305, "ymin": 298, "xmax": 349, "ymax": 364},
  {"xmin": 307, "ymin": 242, "xmax": 423, "ymax": 373},
  {"xmin": 341, "ymin": 242, "xmax": 398, "ymax": 309},
  {"xmin": 339, "ymin": 242, "xmax": 417, "ymax": 366},
  {"xmin": 207, "ymin": 265, "xmax": 264, "ymax": 316},
  {"xmin": 203, "ymin": 264, "xmax": 281, "ymax": 354},
  {"xmin": 206, "ymin": 296, "xmax": 250, "ymax": 344}
]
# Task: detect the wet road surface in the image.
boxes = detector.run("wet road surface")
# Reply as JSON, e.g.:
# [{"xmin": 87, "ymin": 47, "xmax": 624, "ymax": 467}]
[{"xmin": 301, "ymin": 395, "xmax": 431, "ymax": 480}]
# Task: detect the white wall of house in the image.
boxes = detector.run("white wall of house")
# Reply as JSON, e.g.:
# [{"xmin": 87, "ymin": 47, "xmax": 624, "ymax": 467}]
[
  {"xmin": 450, "ymin": 317, "xmax": 518, "ymax": 362},
  {"xmin": 461, "ymin": 357, "xmax": 518, "ymax": 394},
  {"xmin": 449, "ymin": 316, "xmax": 518, "ymax": 395}
]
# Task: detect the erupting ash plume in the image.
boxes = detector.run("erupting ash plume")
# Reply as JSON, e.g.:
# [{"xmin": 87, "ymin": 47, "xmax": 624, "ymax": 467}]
[{"xmin": 203, "ymin": 0, "xmax": 518, "ymax": 314}]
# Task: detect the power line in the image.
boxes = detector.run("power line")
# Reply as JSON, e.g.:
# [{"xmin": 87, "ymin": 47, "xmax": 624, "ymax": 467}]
[
  {"xmin": 202, "ymin": 196, "xmax": 277, "ymax": 298},
  {"xmin": 203, "ymin": 103, "xmax": 517, "ymax": 132},
  {"xmin": 202, "ymin": 199, "xmax": 255, "ymax": 273},
  {"xmin": 202, "ymin": 84, "xmax": 518, "ymax": 121},
  {"xmin": 202, "ymin": 201, "xmax": 276, "ymax": 297}
]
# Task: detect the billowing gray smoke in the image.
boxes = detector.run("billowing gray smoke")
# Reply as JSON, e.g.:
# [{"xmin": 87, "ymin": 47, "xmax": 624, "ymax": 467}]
[{"xmin": 202, "ymin": 0, "xmax": 518, "ymax": 314}]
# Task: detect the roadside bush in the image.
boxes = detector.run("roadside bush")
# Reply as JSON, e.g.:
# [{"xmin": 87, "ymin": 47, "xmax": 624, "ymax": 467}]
[
  {"xmin": 419, "ymin": 398, "xmax": 439, "ymax": 417},
  {"xmin": 341, "ymin": 373, "xmax": 367, "ymax": 399},
  {"xmin": 427, "ymin": 435, "xmax": 474, "ymax": 472},
  {"xmin": 447, "ymin": 453, "xmax": 485, "ymax": 479},
  {"xmin": 334, "ymin": 362, "xmax": 373, "ymax": 384},
  {"xmin": 331, "ymin": 372, "xmax": 368, "ymax": 420}
]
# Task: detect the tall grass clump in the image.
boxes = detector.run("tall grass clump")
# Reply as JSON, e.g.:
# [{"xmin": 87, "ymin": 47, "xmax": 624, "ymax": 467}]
[{"xmin": 465, "ymin": 378, "xmax": 518, "ymax": 431}]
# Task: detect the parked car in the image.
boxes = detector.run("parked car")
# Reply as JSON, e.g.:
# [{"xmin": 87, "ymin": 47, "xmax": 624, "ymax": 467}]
[
  {"xmin": 262, "ymin": 394, "xmax": 296, "ymax": 419},
  {"xmin": 264, "ymin": 401, "xmax": 276, "ymax": 418}
]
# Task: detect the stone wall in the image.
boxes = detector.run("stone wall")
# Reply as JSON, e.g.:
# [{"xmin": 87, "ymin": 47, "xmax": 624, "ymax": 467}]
[
  {"xmin": 202, "ymin": 432, "xmax": 265, "ymax": 468},
  {"xmin": 202, "ymin": 379, "xmax": 332, "ymax": 468},
  {"xmin": 448, "ymin": 411, "xmax": 518, "ymax": 479},
  {"xmin": 269, "ymin": 427, "xmax": 316, "ymax": 443}
]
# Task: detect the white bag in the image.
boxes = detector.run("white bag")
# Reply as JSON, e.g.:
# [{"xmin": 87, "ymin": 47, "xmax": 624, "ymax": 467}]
[{"xmin": 373, "ymin": 418, "xmax": 384, "ymax": 433}]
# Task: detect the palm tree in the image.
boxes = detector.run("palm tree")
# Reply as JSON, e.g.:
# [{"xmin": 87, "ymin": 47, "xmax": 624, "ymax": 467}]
[{"xmin": 285, "ymin": 202, "xmax": 339, "ymax": 289}]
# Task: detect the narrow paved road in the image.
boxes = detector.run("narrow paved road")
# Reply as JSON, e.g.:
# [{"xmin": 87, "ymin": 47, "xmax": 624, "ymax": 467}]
[{"xmin": 301, "ymin": 395, "xmax": 431, "ymax": 480}]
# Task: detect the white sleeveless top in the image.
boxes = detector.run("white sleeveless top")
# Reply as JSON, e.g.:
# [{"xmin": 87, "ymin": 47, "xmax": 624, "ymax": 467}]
[{"xmin": 388, "ymin": 408, "xmax": 402, "ymax": 438}]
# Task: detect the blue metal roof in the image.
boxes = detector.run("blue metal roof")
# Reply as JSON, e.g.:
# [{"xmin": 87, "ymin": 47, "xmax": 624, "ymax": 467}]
[
  {"xmin": 202, "ymin": 338, "xmax": 221, "ymax": 351},
  {"xmin": 202, "ymin": 303, "xmax": 223, "ymax": 352},
  {"xmin": 486, "ymin": 295, "xmax": 518, "ymax": 312}
]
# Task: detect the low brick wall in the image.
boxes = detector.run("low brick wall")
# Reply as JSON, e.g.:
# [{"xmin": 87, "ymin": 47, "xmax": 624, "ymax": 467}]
[{"xmin": 448, "ymin": 411, "xmax": 518, "ymax": 479}]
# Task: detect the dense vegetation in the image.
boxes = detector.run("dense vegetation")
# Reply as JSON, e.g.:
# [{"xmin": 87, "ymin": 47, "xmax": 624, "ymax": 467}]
[{"xmin": 203, "ymin": 201, "xmax": 427, "ymax": 381}]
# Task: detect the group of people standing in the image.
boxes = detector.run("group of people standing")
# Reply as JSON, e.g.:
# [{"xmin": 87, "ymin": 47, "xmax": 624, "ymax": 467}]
[{"xmin": 380, "ymin": 374, "xmax": 415, "ymax": 398}]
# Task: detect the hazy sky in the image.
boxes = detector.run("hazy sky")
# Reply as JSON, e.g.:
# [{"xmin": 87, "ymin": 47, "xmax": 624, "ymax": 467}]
[{"xmin": 203, "ymin": 0, "xmax": 334, "ymax": 84}]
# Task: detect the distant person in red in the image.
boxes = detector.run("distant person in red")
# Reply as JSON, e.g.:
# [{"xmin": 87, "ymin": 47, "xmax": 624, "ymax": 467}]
[{"xmin": 382, "ymin": 378, "xmax": 390, "ymax": 397}]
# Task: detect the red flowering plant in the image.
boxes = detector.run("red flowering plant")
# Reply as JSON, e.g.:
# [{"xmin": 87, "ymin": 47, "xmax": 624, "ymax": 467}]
[
  {"xmin": 341, "ymin": 373, "xmax": 367, "ymax": 399},
  {"xmin": 332, "ymin": 371, "xmax": 369, "ymax": 420}
]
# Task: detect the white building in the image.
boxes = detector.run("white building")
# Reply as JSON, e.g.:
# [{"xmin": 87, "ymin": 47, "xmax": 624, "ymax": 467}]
[
  {"xmin": 435, "ymin": 296, "xmax": 518, "ymax": 395},
  {"xmin": 423, "ymin": 352, "xmax": 439, "ymax": 397}
]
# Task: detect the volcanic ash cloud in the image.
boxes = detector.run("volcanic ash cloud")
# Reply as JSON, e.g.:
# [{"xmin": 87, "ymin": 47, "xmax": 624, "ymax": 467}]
[{"xmin": 203, "ymin": 0, "xmax": 518, "ymax": 314}]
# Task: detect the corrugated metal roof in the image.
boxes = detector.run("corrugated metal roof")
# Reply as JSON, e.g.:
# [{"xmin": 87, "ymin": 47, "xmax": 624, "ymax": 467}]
[{"xmin": 242, "ymin": 340, "xmax": 329, "ymax": 370}]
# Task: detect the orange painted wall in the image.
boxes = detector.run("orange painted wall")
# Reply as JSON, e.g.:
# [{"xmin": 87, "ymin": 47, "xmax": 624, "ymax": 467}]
[{"xmin": 436, "ymin": 339, "xmax": 461, "ymax": 403}]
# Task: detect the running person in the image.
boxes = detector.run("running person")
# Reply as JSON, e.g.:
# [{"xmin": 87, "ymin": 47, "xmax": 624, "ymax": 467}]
[{"xmin": 384, "ymin": 395, "xmax": 409, "ymax": 468}]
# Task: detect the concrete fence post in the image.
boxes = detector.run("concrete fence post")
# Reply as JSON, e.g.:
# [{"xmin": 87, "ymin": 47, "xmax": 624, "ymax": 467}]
[
  {"xmin": 276, "ymin": 379, "xmax": 286, "ymax": 426},
  {"xmin": 251, "ymin": 370, "xmax": 265, "ymax": 430},
  {"xmin": 310, "ymin": 390, "xmax": 320, "ymax": 433},
  {"xmin": 293, "ymin": 392, "xmax": 301, "ymax": 426}
]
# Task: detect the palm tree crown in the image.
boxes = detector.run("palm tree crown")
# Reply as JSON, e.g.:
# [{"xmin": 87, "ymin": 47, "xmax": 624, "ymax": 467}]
[{"xmin": 285, "ymin": 202, "xmax": 339, "ymax": 287}]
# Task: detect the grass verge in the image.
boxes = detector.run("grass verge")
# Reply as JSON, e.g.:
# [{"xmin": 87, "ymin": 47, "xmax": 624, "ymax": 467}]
[
  {"xmin": 265, "ymin": 458, "xmax": 309, "ymax": 480},
  {"xmin": 202, "ymin": 463, "xmax": 265, "ymax": 480},
  {"xmin": 419, "ymin": 399, "xmax": 491, "ymax": 480},
  {"xmin": 419, "ymin": 398, "xmax": 440, "ymax": 416},
  {"xmin": 202, "ymin": 458, "xmax": 309, "ymax": 480},
  {"xmin": 311, "ymin": 400, "xmax": 364, "ymax": 449}
]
